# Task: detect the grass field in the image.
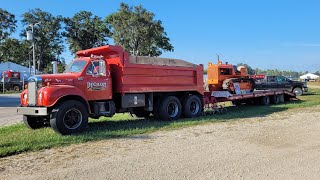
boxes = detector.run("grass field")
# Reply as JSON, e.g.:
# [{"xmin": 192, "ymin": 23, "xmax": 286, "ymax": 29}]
[
  {"xmin": 308, "ymin": 81, "xmax": 320, "ymax": 87},
  {"xmin": 1, "ymin": 88, "xmax": 320, "ymax": 158}
]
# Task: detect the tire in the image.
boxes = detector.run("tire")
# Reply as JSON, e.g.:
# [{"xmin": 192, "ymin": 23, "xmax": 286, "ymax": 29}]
[
  {"xmin": 279, "ymin": 94, "xmax": 285, "ymax": 103},
  {"xmin": 13, "ymin": 85, "xmax": 20, "ymax": 92},
  {"xmin": 260, "ymin": 96, "xmax": 270, "ymax": 105},
  {"xmin": 50, "ymin": 100, "xmax": 88, "ymax": 135},
  {"xmin": 134, "ymin": 111, "xmax": 151, "ymax": 118},
  {"xmin": 232, "ymin": 100, "xmax": 242, "ymax": 106},
  {"xmin": 182, "ymin": 95, "xmax": 202, "ymax": 118},
  {"xmin": 158, "ymin": 96, "xmax": 182, "ymax": 121},
  {"xmin": 293, "ymin": 87, "xmax": 303, "ymax": 96},
  {"xmin": 271, "ymin": 95, "xmax": 280, "ymax": 104},
  {"xmin": 23, "ymin": 115, "xmax": 45, "ymax": 129}
]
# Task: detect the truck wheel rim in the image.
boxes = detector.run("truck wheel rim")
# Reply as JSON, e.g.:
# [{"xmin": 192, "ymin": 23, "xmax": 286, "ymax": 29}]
[
  {"xmin": 63, "ymin": 108, "xmax": 83, "ymax": 130},
  {"xmin": 190, "ymin": 101, "xmax": 200, "ymax": 115},
  {"xmin": 167, "ymin": 102, "xmax": 178, "ymax": 118},
  {"xmin": 294, "ymin": 88, "xmax": 302, "ymax": 95}
]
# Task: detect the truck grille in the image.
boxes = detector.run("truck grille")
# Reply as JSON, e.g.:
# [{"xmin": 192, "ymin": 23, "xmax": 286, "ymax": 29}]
[{"xmin": 28, "ymin": 81, "xmax": 37, "ymax": 106}]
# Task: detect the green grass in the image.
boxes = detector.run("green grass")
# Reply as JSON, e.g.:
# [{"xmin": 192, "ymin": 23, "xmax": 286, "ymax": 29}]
[{"xmin": 1, "ymin": 88, "xmax": 320, "ymax": 157}]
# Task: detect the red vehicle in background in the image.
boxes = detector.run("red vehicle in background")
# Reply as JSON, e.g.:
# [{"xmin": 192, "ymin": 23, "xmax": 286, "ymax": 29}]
[{"xmin": 1, "ymin": 70, "xmax": 26, "ymax": 92}]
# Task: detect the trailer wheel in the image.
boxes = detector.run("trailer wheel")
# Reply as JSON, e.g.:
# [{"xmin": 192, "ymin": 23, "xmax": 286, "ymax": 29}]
[
  {"xmin": 23, "ymin": 115, "xmax": 45, "ymax": 129},
  {"xmin": 293, "ymin": 87, "xmax": 303, "ymax": 96},
  {"xmin": 183, "ymin": 95, "xmax": 202, "ymax": 118},
  {"xmin": 50, "ymin": 100, "xmax": 88, "ymax": 135},
  {"xmin": 232, "ymin": 100, "xmax": 242, "ymax": 106},
  {"xmin": 279, "ymin": 94, "xmax": 285, "ymax": 103},
  {"xmin": 271, "ymin": 95, "xmax": 280, "ymax": 104},
  {"xmin": 159, "ymin": 96, "xmax": 182, "ymax": 120},
  {"xmin": 260, "ymin": 96, "xmax": 270, "ymax": 105}
]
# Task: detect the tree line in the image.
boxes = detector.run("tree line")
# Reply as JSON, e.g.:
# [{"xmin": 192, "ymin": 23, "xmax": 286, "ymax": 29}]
[
  {"xmin": 0, "ymin": 3, "xmax": 173, "ymax": 73},
  {"xmin": 237, "ymin": 63, "xmax": 319, "ymax": 78}
]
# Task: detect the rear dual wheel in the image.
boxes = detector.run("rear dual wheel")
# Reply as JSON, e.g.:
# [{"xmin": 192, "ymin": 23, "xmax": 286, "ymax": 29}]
[
  {"xmin": 155, "ymin": 95, "xmax": 202, "ymax": 121},
  {"xmin": 182, "ymin": 95, "xmax": 202, "ymax": 118},
  {"xmin": 158, "ymin": 96, "xmax": 182, "ymax": 120}
]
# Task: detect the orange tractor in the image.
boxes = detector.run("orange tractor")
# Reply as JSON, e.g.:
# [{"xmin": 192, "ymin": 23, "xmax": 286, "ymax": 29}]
[{"xmin": 207, "ymin": 60, "xmax": 255, "ymax": 93}]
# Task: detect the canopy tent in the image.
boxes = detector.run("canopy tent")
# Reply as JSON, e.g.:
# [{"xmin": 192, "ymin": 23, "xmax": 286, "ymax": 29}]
[{"xmin": 299, "ymin": 73, "xmax": 319, "ymax": 80}]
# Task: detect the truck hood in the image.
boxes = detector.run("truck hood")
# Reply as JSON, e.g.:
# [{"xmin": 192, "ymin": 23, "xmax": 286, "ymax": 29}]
[{"xmin": 39, "ymin": 73, "xmax": 77, "ymax": 85}]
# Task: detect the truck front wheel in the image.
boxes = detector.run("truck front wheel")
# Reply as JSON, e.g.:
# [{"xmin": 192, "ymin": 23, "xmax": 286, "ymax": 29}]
[
  {"xmin": 293, "ymin": 87, "xmax": 303, "ymax": 96},
  {"xmin": 50, "ymin": 100, "xmax": 88, "ymax": 135},
  {"xmin": 159, "ymin": 96, "xmax": 182, "ymax": 121},
  {"xmin": 23, "ymin": 115, "xmax": 46, "ymax": 129}
]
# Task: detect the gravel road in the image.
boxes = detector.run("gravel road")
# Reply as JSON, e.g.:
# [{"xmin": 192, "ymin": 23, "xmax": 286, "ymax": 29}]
[{"xmin": 1, "ymin": 106, "xmax": 320, "ymax": 180}]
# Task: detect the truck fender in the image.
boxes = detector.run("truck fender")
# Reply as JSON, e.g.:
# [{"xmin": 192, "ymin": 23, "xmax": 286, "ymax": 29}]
[{"xmin": 41, "ymin": 86, "xmax": 91, "ymax": 113}]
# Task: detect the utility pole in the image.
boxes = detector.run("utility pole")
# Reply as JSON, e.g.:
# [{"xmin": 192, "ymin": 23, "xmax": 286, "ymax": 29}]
[{"xmin": 27, "ymin": 22, "xmax": 40, "ymax": 75}]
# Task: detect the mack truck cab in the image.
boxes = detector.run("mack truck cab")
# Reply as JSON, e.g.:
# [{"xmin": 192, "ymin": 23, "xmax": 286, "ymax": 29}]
[{"xmin": 17, "ymin": 45, "xmax": 204, "ymax": 135}]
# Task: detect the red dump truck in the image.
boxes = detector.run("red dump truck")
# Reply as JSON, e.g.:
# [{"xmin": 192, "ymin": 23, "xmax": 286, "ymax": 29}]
[{"xmin": 17, "ymin": 45, "xmax": 296, "ymax": 135}]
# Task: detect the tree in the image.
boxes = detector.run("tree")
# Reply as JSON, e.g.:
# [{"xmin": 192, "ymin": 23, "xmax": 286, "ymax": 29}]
[
  {"xmin": 0, "ymin": 8, "xmax": 17, "ymax": 42},
  {"xmin": 105, "ymin": 3, "xmax": 173, "ymax": 56},
  {"xmin": 63, "ymin": 11, "xmax": 109, "ymax": 54},
  {"xmin": 0, "ymin": 38, "xmax": 30, "ymax": 65},
  {"xmin": 21, "ymin": 8, "xmax": 64, "ymax": 71}
]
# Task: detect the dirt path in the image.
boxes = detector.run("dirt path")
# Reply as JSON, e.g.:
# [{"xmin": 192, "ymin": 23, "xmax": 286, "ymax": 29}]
[{"xmin": 1, "ymin": 106, "xmax": 320, "ymax": 180}]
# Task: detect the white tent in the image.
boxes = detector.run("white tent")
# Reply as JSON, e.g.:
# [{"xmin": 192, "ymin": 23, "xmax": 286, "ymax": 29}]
[
  {"xmin": 0, "ymin": 61, "xmax": 31, "ymax": 80},
  {"xmin": 300, "ymin": 73, "xmax": 320, "ymax": 80}
]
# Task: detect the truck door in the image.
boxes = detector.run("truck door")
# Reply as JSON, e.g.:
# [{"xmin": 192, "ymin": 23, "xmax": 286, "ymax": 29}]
[
  {"xmin": 266, "ymin": 76, "xmax": 278, "ymax": 89},
  {"xmin": 82, "ymin": 60, "xmax": 112, "ymax": 101},
  {"xmin": 276, "ymin": 76, "xmax": 291, "ymax": 90}
]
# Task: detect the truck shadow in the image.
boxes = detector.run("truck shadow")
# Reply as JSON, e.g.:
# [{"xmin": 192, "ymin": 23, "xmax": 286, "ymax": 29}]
[{"xmin": 82, "ymin": 102, "xmax": 297, "ymax": 139}]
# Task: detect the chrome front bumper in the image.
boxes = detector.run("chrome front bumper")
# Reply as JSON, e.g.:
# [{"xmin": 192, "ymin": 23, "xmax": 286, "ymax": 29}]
[{"xmin": 17, "ymin": 107, "xmax": 48, "ymax": 116}]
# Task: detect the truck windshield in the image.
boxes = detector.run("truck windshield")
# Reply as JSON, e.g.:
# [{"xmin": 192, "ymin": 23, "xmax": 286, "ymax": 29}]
[{"xmin": 64, "ymin": 60, "xmax": 87, "ymax": 73}]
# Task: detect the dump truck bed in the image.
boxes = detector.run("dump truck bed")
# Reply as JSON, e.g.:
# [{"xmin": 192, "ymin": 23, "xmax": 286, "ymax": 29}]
[
  {"xmin": 116, "ymin": 56, "xmax": 204, "ymax": 94},
  {"xmin": 76, "ymin": 46, "xmax": 204, "ymax": 95}
]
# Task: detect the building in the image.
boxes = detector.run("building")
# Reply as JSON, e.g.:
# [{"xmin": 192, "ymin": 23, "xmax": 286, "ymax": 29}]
[{"xmin": 0, "ymin": 61, "xmax": 31, "ymax": 80}]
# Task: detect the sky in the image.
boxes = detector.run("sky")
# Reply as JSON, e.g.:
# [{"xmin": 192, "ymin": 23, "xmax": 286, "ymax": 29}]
[{"xmin": 1, "ymin": 0, "xmax": 320, "ymax": 72}]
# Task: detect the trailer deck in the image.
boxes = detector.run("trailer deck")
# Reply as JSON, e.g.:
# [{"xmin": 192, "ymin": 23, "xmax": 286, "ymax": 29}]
[{"xmin": 204, "ymin": 89, "xmax": 296, "ymax": 105}]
